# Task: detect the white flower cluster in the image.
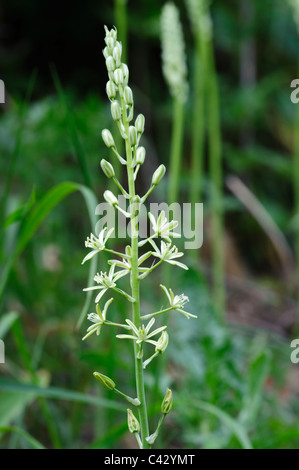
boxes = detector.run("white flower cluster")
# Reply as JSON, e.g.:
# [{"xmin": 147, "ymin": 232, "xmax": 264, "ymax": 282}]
[
  {"xmin": 184, "ymin": 0, "xmax": 212, "ymax": 40},
  {"xmin": 161, "ymin": 2, "xmax": 189, "ymax": 103}
]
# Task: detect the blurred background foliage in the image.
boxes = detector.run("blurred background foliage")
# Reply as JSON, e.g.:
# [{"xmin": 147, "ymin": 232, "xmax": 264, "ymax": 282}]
[{"xmin": 1, "ymin": 0, "xmax": 299, "ymax": 449}]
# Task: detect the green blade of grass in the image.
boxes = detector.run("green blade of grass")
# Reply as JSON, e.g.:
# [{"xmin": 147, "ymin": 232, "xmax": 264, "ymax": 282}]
[
  {"xmin": 11, "ymin": 319, "xmax": 61, "ymax": 448},
  {"xmin": 0, "ymin": 380, "xmax": 126, "ymax": 412},
  {"xmin": 50, "ymin": 64, "xmax": 93, "ymax": 190},
  {"xmin": 0, "ymin": 426, "xmax": 46, "ymax": 449},
  {"xmin": 0, "ymin": 182, "xmax": 98, "ymax": 329},
  {"xmin": 239, "ymin": 348, "xmax": 270, "ymax": 427},
  {"xmin": 0, "ymin": 392, "xmax": 36, "ymax": 428},
  {"xmin": 0, "ymin": 70, "xmax": 37, "ymax": 235},
  {"xmin": 0, "ymin": 312, "xmax": 19, "ymax": 338},
  {"xmin": 4, "ymin": 187, "xmax": 36, "ymax": 229},
  {"xmin": 193, "ymin": 400, "xmax": 253, "ymax": 449}
]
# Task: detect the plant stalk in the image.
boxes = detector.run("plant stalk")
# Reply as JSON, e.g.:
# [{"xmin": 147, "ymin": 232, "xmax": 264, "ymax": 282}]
[
  {"xmin": 167, "ymin": 97, "xmax": 185, "ymax": 205},
  {"xmin": 121, "ymin": 97, "xmax": 150, "ymax": 448},
  {"xmin": 190, "ymin": 30, "xmax": 207, "ymax": 206},
  {"xmin": 207, "ymin": 39, "xmax": 225, "ymax": 319}
]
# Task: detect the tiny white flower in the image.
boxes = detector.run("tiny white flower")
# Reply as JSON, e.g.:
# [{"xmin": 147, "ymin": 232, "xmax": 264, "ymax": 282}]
[
  {"xmin": 83, "ymin": 263, "xmax": 126, "ymax": 303},
  {"xmin": 82, "ymin": 227, "xmax": 114, "ymax": 264},
  {"xmin": 160, "ymin": 284, "xmax": 197, "ymax": 319},
  {"xmin": 82, "ymin": 298, "xmax": 114, "ymax": 340},
  {"xmin": 148, "ymin": 211, "xmax": 180, "ymax": 242},
  {"xmin": 150, "ymin": 240, "xmax": 188, "ymax": 270},
  {"xmin": 116, "ymin": 318, "xmax": 167, "ymax": 347}
]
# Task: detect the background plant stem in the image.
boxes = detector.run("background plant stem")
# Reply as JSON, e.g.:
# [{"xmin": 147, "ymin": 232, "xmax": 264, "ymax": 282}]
[
  {"xmin": 189, "ymin": 30, "xmax": 207, "ymax": 207},
  {"xmin": 167, "ymin": 97, "xmax": 185, "ymax": 205},
  {"xmin": 207, "ymin": 39, "xmax": 225, "ymax": 320}
]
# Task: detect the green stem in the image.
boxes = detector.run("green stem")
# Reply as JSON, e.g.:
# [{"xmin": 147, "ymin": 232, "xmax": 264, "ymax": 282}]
[
  {"xmin": 190, "ymin": 31, "xmax": 207, "ymax": 206},
  {"xmin": 207, "ymin": 39, "xmax": 225, "ymax": 320},
  {"xmin": 114, "ymin": 0, "xmax": 128, "ymax": 64},
  {"xmin": 104, "ymin": 248, "xmax": 130, "ymax": 258},
  {"xmin": 140, "ymin": 307, "xmax": 173, "ymax": 320},
  {"xmin": 121, "ymin": 96, "xmax": 150, "ymax": 449},
  {"xmin": 138, "ymin": 259, "xmax": 163, "ymax": 279},
  {"xmin": 167, "ymin": 97, "xmax": 185, "ymax": 205}
]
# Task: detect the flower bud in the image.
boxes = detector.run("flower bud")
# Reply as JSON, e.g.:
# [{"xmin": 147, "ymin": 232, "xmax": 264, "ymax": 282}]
[
  {"xmin": 130, "ymin": 195, "xmax": 141, "ymax": 217},
  {"xmin": 102, "ymin": 129, "xmax": 115, "ymax": 148},
  {"xmin": 109, "ymin": 28, "xmax": 117, "ymax": 41},
  {"xmin": 125, "ymin": 245, "xmax": 132, "ymax": 257},
  {"xmin": 127, "ymin": 409, "xmax": 140, "ymax": 433},
  {"xmin": 114, "ymin": 68, "xmax": 124, "ymax": 86},
  {"xmin": 105, "ymin": 37, "xmax": 115, "ymax": 50},
  {"xmin": 100, "ymin": 159, "xmax": 115, "ymax": 179},
  {"xmin": 108, "ymin": 71, "xmax": 115, "ymax": 83},
  {"xmin": 113, "ymin": 46, "xmax": 121, "ymax": 68},
  {"xmin": 155, "ymin": 331, "xmax": 169, "ymax": 353},
  {"xmin": 161, "ymin": 388, "xmax": 173, "ymax": 415},
  {"xmin": 120, "ymin": 63, "xmax": 129, "ymax": 83},
  {"xmin": 104, "ymin": 190, "xmax": 118, "ymax": 206},
  {"xmin": 152, "ymin": 164, "xmax": 166, "ymax": 186},
  {"xmin": 106, "ymin": 56, "xmax": 115, "ymax": 72},
  {"xmin": 106, "ymin": 80, "xmax": 117, "ymax": 100},
  {"xmin": 103, "ymin": 47, "xmax": 109, "ymax": 59},
  {"xmin": 111, "ymin": 101, "xmax": 122, "ymax": 121},
  {"xmin": 136, "ymin": 147, "xmax": 146, "ymax": 165},
  {"xmin": 93, "ymin": 372, "xmax": 115, "ymax": 391},
  {"xmin": 135, "ymin": 114, "xmax": 145, "ymax": 134},
  {"xmin": 128, "ymin": 126, "xmax": 137, "ymax": 147},
  {"xmin": 124, "ymin": 86, "xmax": 133, "ymax": 105}
]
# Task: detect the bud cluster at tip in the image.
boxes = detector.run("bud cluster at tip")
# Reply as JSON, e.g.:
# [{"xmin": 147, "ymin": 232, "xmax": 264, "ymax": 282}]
[{"xmin": 101, "ymin": 25, "xmax": 148, "ymax": 174}]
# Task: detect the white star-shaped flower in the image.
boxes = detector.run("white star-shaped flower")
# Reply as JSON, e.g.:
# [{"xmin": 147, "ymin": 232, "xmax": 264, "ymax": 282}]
[
  {"xmin": 83, "ymin": 263, "xmax": 129, "ymax": 303},
  {"xmin": 150, "ymin": 240, "xmax": 188, "ymax": 270},
  {"xmin": 148, "ymin": 211, "xmax": 180, "ymax": 242},
  {"xmin": 160, "ymin": 284, "xmax": 197, "ymax": 319},
  {"xmin": 82, "ymin": 227, "xmax": 114, "ymax": 264},
  {"xmin": 116, "ymin": 318, "xmax": 167, "ymax": 353},
  {"xmin": 82, "ymin": 298, "xmax": 114, "ymax": 340}
]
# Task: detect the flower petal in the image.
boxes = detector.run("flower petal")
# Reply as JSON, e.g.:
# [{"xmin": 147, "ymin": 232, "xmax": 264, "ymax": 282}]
[{"xmin": 81, "ymin": 250, "xmax": 98, "ymax": 265}]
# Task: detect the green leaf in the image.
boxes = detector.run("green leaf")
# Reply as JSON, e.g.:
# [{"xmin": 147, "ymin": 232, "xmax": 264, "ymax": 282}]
[
  {"xmin": 0, "ymin": 182, "xmax": 98, "ymax": 326},
  {"xmin": 0, "ymin": 312, "xmax": 18, "ymax": 338},
  {"xmin": 3, "ymin": 188, "xmax": 36, "ymax": 229},
  {"xmin": 0, "ymin": 426, "xmax": 46, "ymax": 449},
  {"xmin": 0, "ymin": 391, "xmax": 35, "ymax": 427},
  {"xmin": 193, "ymin": 400, "xmax": 253, "ymax": 449},
  {"xmin": 0, "ymin": 380, "xmax": 126, "ymax": 412},
  {"xmin": 239, "ymin": 349, "xmax": 270, "ymax": 427},
  {"xmin": 50, "ymin": 64, "xmax": 93, "ymax": 190}
]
